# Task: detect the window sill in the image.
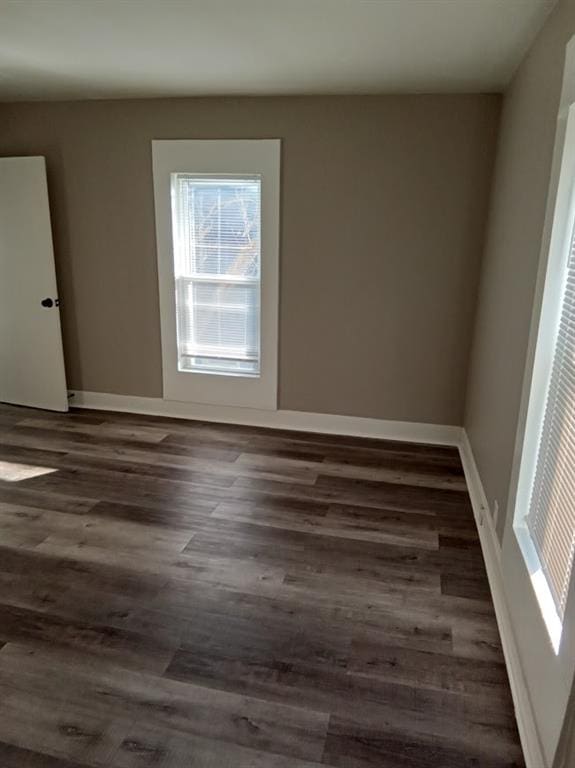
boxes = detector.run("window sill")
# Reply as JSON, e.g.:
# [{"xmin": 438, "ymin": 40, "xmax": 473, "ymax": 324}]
[{"xmin": 514, "ymin": 522, "xmax": 563, "ymax": 654}]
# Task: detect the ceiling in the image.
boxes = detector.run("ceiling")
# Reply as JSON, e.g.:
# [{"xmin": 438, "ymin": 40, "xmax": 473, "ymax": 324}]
[{"xmin": 0, "ymin": 0, "xmax": 557, "ymax": 101}]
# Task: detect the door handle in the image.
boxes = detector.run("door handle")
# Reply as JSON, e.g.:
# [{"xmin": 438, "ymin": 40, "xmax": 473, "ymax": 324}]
[{"xmin": 41, "ymin": 298, "xmax": 55, "ymax": 308}]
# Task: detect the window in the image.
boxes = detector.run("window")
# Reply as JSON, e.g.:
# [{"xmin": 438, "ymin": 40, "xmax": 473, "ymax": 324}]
[
  {"xmin": 513, "ymin": 105, "xmax": 575, "ymax": 654},
  {"xmin": 171, "ymin": 176, "xmax": 261, "ymax": 377},
  {"xmin": 524, "ymin": 220, "xmax": 575, "ymax": 650},
  {"xmin": 152, "ymin": 140, "xmax": 280, "ymax": 410}
]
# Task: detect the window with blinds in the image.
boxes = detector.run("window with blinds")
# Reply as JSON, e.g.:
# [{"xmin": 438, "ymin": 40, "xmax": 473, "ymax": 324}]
[
  {"xmin": 526, "ymin": 221, "xmax": 575, "ymax": 640},
  {"xmin": 170, "ymin": 175, "xmax": 261, "ymax": 376}
]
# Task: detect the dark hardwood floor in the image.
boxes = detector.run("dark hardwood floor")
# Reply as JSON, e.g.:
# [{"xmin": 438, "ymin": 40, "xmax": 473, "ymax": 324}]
[{"xmin": 0, "ymin": 403, "xmax": 524, "ymax": 767}]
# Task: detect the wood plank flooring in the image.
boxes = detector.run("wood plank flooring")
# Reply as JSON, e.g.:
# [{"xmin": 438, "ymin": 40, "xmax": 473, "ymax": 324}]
[{"xmin": 0, "ymin": 403, "xmax": 524, "ymax": 767}]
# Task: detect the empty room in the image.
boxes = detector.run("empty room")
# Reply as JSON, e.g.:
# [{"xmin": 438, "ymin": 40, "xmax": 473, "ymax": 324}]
[{"xmin": 1, "ymin": 0, "xmax": 575, "ymax": 766}]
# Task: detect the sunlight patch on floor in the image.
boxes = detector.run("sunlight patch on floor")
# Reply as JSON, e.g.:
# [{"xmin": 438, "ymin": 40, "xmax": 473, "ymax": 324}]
[{"xmin": 0, "ymin": 460, "xmax": 58, "ymax": 483}]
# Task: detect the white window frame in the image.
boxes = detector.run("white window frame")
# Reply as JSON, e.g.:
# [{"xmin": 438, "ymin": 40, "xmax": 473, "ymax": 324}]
[
  {"xmin": 152, "ymin": 140, "xmax": 280, "ymax": 410},
  {"xmin": 510, "ymin": 86, "xmax": 575, "ymax": 652}
]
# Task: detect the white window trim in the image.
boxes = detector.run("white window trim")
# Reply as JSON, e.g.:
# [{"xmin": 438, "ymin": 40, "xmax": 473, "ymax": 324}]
[
  {"xmin": 152, "ymin": 139, "xmax": 280, "ymax": 410},
  {"xmin": 508, "ymin": 42, "xmax": 575, "ymax": 654}
]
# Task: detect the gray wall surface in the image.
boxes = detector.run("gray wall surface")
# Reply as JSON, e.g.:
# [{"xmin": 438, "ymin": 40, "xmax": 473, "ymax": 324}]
[
  {"xmin": 0, "ymin": 94, "xmax": 500, "ymax": 423},
  {"xmin": 464, "ymin": 0, "xmax": 575, "ymax": 539}
]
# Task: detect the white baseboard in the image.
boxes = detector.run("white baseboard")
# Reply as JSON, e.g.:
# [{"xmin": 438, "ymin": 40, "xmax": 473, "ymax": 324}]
[
  {"xmin": 459, "ymin": 430, "xmax": 546, "ymax": 768},
  {"xmin": 69, "ymin": 390, "xmax": 462, "ymax": 446}
]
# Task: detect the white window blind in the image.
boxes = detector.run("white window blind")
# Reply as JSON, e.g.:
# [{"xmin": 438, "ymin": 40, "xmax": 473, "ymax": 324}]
[
  {"xmin": 170, "ymin": 175, "xmax": 261, "ymax": 376},
  {"xmin": 527, "ymin": 224, "xmax": 575, "ymax": 621}
]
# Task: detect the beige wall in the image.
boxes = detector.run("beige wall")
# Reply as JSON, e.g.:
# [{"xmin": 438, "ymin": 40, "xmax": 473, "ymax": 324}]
[
  {"xmin": 0, "ymin": 95, "xmax": 499, "ymax": 423},
  {"xmin": 464, "ymin": 0, "xmax": 575, "ymax": 539}
]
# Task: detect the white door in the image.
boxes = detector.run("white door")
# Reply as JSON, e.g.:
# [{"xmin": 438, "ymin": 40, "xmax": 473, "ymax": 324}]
[{"xmin": 0, "ymin": 156, "xmax": 68, "ymax": 411}]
